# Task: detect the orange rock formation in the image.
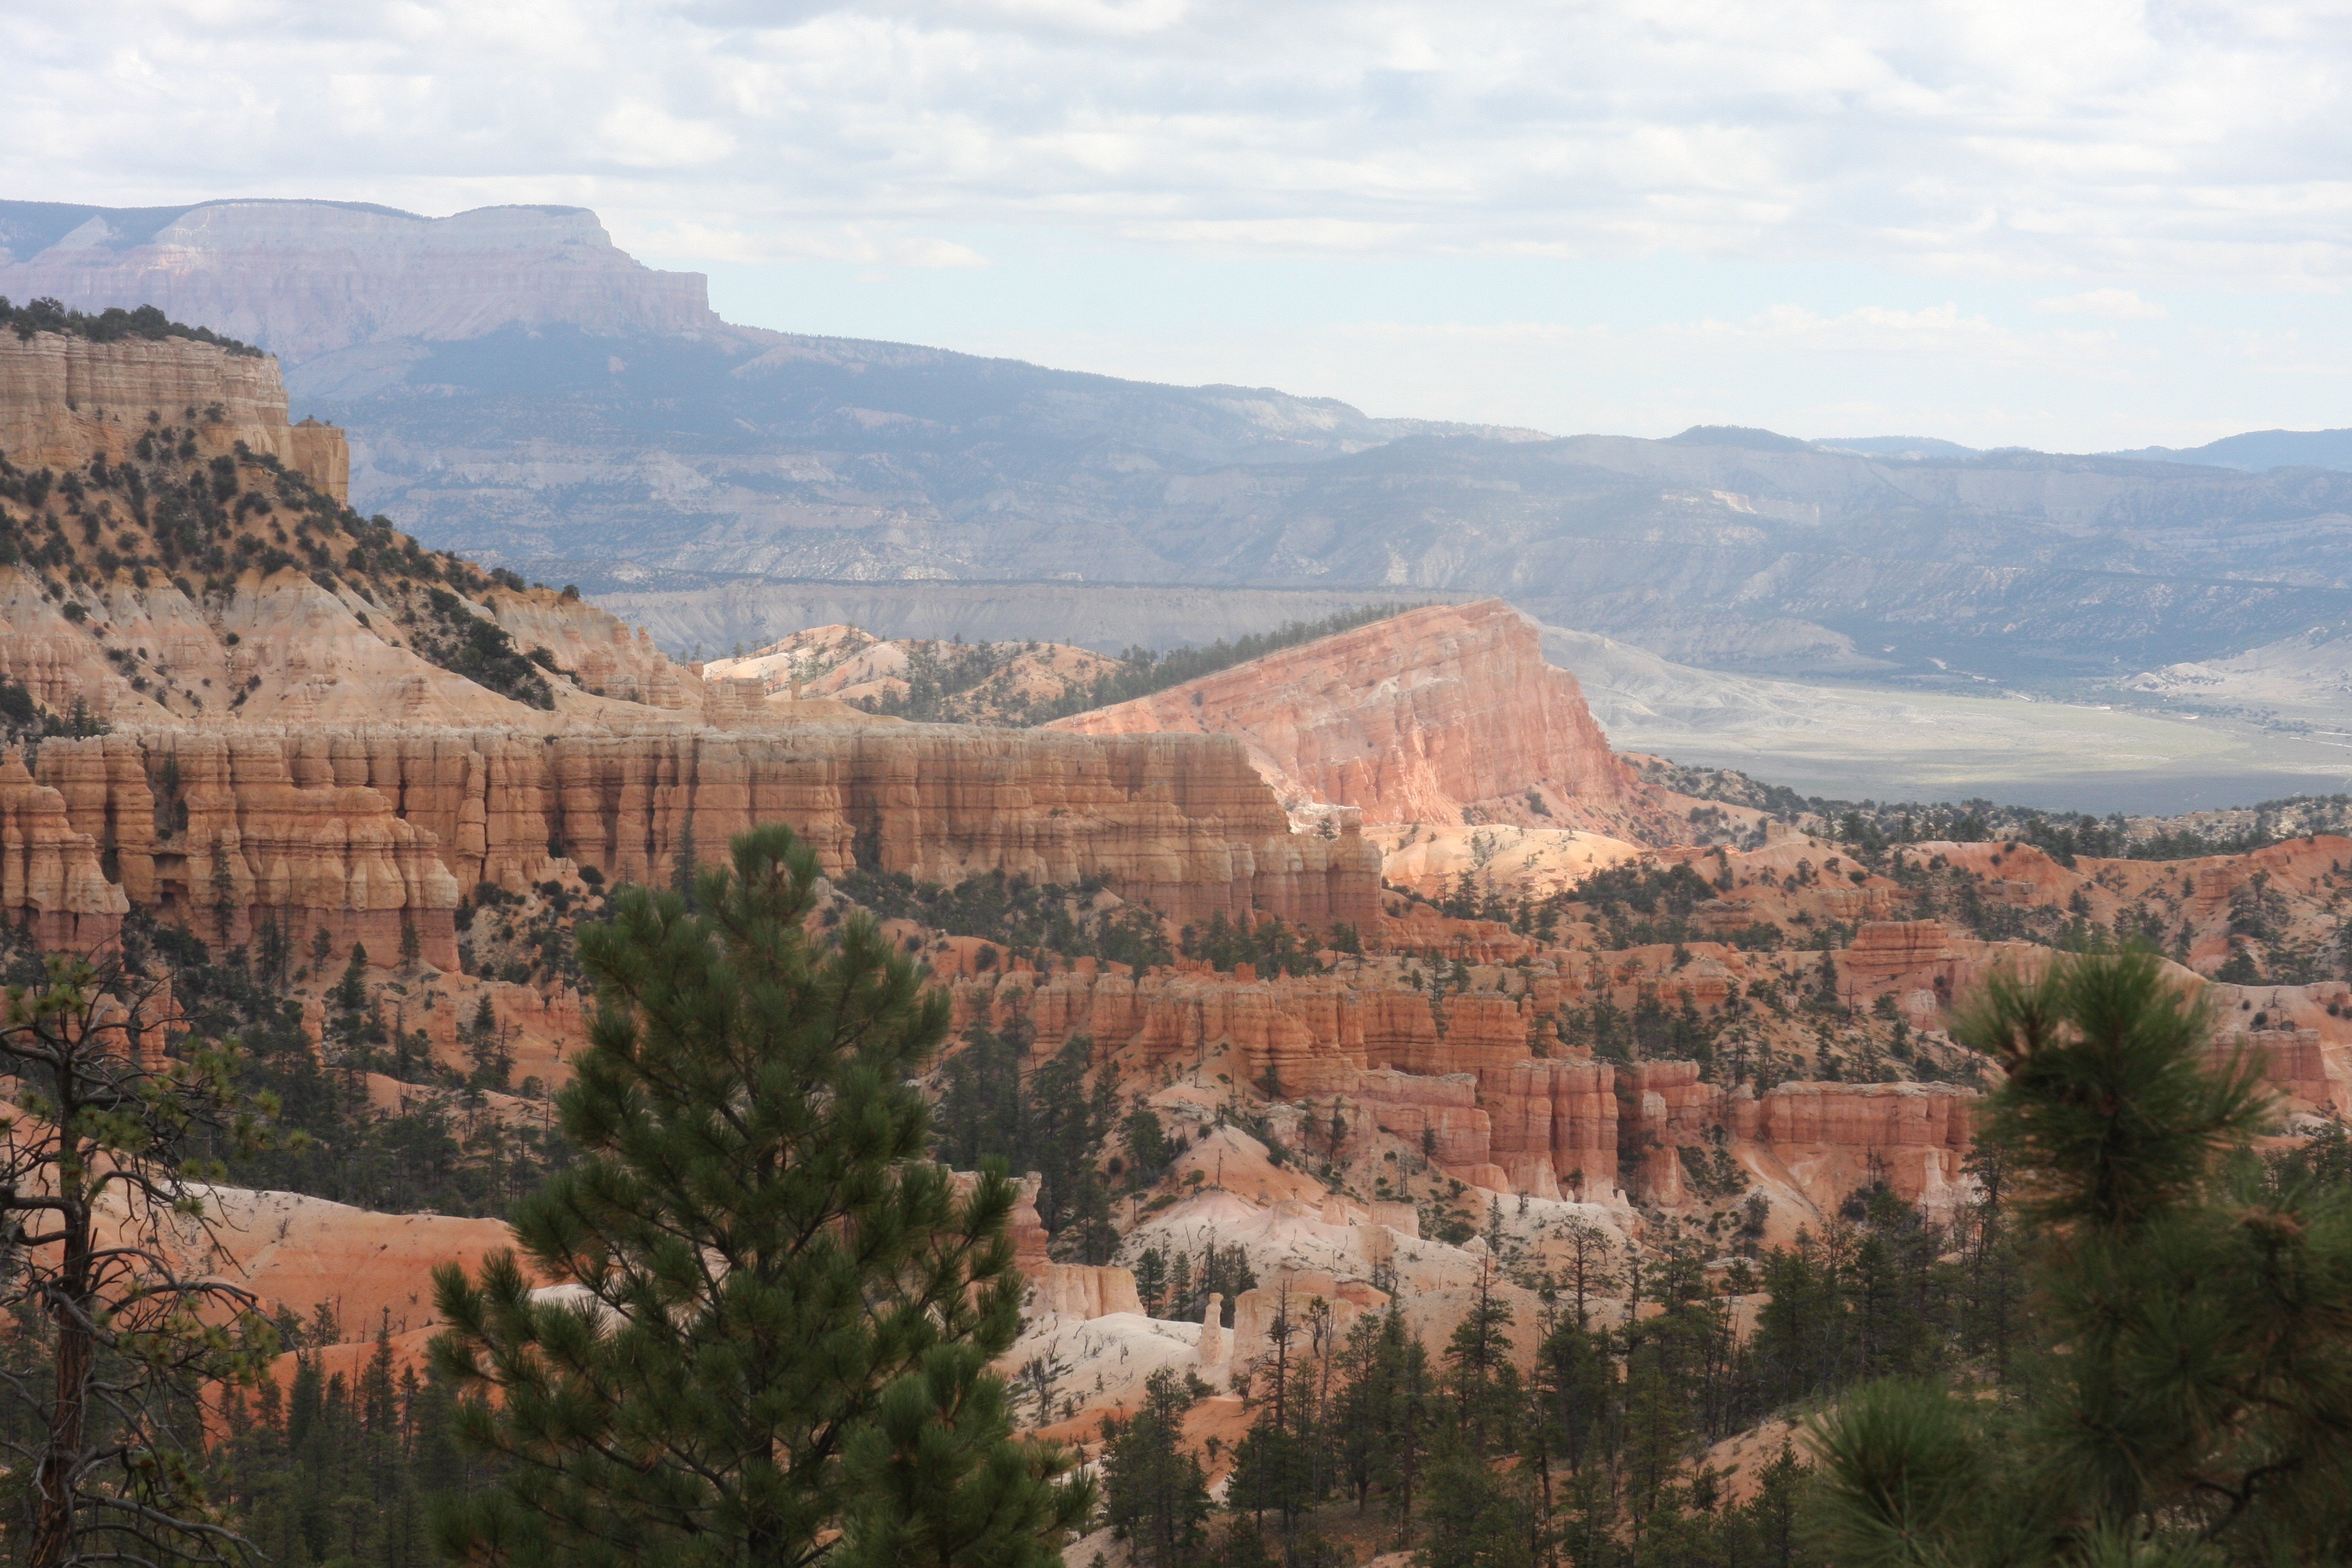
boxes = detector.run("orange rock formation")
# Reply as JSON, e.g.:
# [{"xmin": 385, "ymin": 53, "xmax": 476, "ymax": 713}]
[
  {"xmin": 1051, "ymin": 600, "xmax": 1679, "ymax": 837},
  {"xmin": 31, "ymin": 723, "xmax": 1378, "ymax": 966},
  {"xmin": 948, "ymin": 957, "xmax": 1990, "ymax": 1210},
  {"xmin": 0, "ymin": 746, "xmax": 129, "ymax": 950}
]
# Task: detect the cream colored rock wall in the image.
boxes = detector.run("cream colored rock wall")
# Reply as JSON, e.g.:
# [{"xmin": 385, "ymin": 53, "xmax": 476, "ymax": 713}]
[{"xmin": 0, "ymin": 332, "xmax": 347, "ymax": 500}]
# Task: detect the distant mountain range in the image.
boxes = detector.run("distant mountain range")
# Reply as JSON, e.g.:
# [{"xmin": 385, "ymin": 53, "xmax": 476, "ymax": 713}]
[
  {"xmin": 0, "ymin": 198, "xmax": 714, "ymax": 360},
  {"xmin": 1818, "ymin": 430, "xmax": 2352, "ymax": 472},
  {"xmin": 2104, "ymin": 430, "xmax": 2352, "ymax": 472},
  {"xmin": 7, "ymin": 195, "xmax": 2352, "ymax": 690}
]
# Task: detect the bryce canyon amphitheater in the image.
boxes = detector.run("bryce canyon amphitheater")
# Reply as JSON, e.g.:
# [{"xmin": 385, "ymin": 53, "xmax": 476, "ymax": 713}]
[{"xmin": 5, "ymin": 320, "xmax": 2351, "ymax": 1468}]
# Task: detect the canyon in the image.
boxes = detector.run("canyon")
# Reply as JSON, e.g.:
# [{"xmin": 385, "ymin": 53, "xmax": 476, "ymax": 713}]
[{"xmin": 7, "ymin": 314, "xmax": 2352, "ymax": 1512}]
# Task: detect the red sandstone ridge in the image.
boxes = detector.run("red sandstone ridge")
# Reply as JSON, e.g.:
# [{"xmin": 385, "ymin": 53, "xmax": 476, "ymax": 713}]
[
  {"xmin": 28, "ymin": 724, "xmax": 1377, "ymax": 969},
  {"xmin": 1048, "ymin": 601, "xmax": 1685, "ymax": 840}
]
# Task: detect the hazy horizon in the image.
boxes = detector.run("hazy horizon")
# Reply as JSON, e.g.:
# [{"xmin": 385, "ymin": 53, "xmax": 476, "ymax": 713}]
[{"xmin": 7, "ymin": 2, "xmax": 2351, "ymax": 454}]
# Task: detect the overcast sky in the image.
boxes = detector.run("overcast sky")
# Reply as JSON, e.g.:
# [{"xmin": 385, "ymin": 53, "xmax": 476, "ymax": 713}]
[{"xmin": 8, "ymin": 0, "xmax": 2352, "ymax": 449}]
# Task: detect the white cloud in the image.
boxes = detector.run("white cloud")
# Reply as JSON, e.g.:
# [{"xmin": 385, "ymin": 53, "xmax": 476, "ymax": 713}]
[
  {"xmin": 13, "ymin": 0, "xmax": 2352, "ymax": 448},
  {"xmin": 4, "ymin": 0, "xmax": 2352, "ymax": 291},
  {"xmin": 595, "ymin": 101, "xmax": 736, "ymax": 168},
  {"xmin": 2035, "ymin": 288, "xmax": 2169, "ymax": 319}
]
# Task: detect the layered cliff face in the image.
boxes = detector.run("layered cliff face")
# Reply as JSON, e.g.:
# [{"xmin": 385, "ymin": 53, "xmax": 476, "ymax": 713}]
[
  {"xmin": 0, "ymin": 332, "xmax": 347, "ymax": 500},
  {"xmin": 941, "ymin": 949, "xmax": 1978, "ymax": 1214},
  {"xmin": 0, "ymin": 746, "xmax": 129, "ymax": 950},
  {"xmin": 1050, "ymin": 600, "xmax": 1685, "ymax": 840},
  {"xmin": 0, "ymin": 201, "xmax": 719, "ymax": 364},
  {"xmin": 30, "ymin": 724, "xmax": 1379, "ymax": 965}
]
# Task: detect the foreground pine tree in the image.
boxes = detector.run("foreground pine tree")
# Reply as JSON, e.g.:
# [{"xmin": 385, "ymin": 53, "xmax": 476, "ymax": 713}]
[
  {"xmin": 1811, "ymin": 945, "xmax": 2352, "ymax": 1565},
  {"xmin": 428, "ymin": 825, "xmax": 1091, "ymax": 1568}
]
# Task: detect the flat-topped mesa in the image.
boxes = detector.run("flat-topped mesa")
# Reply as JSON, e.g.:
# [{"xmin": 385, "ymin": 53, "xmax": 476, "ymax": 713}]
[
  {"xmin": 0, "ymin": 201, "xmax": 720, "ymax": 364},
  {"xmin": 37, "ymin": 723, "xmax": 1380, "ymax": 963},
  {"xmin": 1049, "ymin": 600, "xmax": 1678, "ymax": 836},
  {"xmin": 0, "ymin": 330, "xmax": 347, "ymax": 500}
]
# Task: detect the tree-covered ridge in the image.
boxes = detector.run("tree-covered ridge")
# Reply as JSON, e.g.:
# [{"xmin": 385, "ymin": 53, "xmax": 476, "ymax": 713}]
[
  {"xmin": 848, "ymin": 602, "xmax": 1428, "ymax": 725},
  {"xmin": 0, "ymin": 295, "xmax": 264, "ymax": 356},
  {"xmin": 836, "ymin": 867, "xmax": 1174, "ymax": 973},
  {"xmin": 1633, "ymin": 753, "xmax": 2352, "ymax": 864},
  {"xmin": 0, "ymin": 418, "xmax": 564, "ymax": 710}
]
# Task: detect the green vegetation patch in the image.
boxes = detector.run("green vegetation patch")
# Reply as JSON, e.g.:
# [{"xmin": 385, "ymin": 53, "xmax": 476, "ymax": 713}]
[
  {"xmin": 837, "ymin": 867, "xmax": 1172, "ymax": 972},
  {"xmin": 412, "ymin": 587, "xmax": 555, "ymax": 709},
  {"xmin": 0, "ymin": 295, "xmax": 262, "ymax": 356}
]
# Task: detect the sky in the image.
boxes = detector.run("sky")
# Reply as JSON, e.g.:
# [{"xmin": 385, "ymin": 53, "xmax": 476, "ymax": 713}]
[{"xmin": 8, "ymin": 0, "xmax": 2352, "ymax": 450}]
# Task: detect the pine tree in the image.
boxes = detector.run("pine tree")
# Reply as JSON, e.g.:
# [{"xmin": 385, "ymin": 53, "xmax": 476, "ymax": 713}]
[
  {"xmin": 1443, "ymin": 1262, "xmax": 1518, "ymax": 1459},
  {"xmin": 1377, "ymin": 1318, "xmax": 1436, "ymax": 1547},
  {"xmin": 1811, "ymin": 945, "xmax": 2352, "ymax": 1564},
  {"xmin": 1416, "ymin": 1449, "xmax": 1535, "ymax": 1568},
  {"xmin": 1227, "ymin": 1286, "xmax": 1320, "ymax": 1552},
  {"xmin": 0, "ymin": 953, "xmax": 286, "ymax": 1568},
  {"xmin": 1102, "ymin": 1368, "xmax": 1212, "ymax": 1568},
  {"xmin": 428, "ymin": 825, "xmax": 1089, "ymax": 1568},
  {"xmin": 334, "ymin": 940, "xmax": 370, "ymax": 1013},
  {"xmin": 929, "ymin": 1030, "xmax": 1119, "ymax": 1263}
]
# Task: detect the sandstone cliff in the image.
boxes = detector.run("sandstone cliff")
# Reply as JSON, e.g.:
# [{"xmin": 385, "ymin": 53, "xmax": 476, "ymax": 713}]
[
  {"xmin": 944, "ymin": 953, "xmax": 1979, "ymax": 1213},
  {"xmin": 1050, "ymin": 600, "xmax": 1685, "ymax": 840},
  {"xmin": 27, "ymin": 723, "xmax": 1378, "ymax": 965},
  {"xmin": 0, "ymin": 331, "xmax": 347, "ymax": 500},
  {"xmin": 0, "ymin": 746, "xmax": 129, "ymax": 950}
]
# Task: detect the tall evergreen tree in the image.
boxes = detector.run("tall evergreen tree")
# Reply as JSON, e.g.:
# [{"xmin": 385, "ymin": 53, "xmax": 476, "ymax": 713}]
[
  {"xmin": 428, "ymin": 825, "xmax": 1089, "ymax": 1568},
  {"xmin": 1102, "ymin": 1369, "xmax": 1212, "ymax": 1568},
  {"xmin": 1811, "ymin": 945, "xmax": 2352, "ymax": 1564},
  {"xmin": 929, "ymin": 1030, "xmax": 1119, "ymax": 1264}
]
